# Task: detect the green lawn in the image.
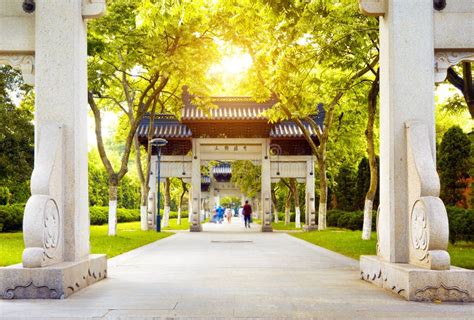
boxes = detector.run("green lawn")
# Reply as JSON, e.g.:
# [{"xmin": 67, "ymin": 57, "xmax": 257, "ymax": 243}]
[
  {"xmin": 292, "ymin": 228, "xmax": 474, "ymax": 270},
  {"xmin": 272, "ymin": 221, "xmax": 302, "ymax": 230},
  {"xmin": 162, "ymin": 218, "xmax": 190, "ymax": 230},
  {"xmin": 0, "ymin": 222, "xmax": 172, "ymax": 267}
]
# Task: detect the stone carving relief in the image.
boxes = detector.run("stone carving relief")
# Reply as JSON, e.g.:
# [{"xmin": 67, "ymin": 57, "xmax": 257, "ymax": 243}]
[
  {"xmin": 4, "ymin": 282, "xmax": 59, "ymax": 300},
  {"xmin": 435, "ymin": 52, "xmax": 474, "ymax": 83},
  {"xmin": 406, "ymin": 121, "xmax": 450, "ymax": 270},
  {"xmin": 22, "ymin": 123, "xmax": 64, "ymax": 268},
  {"xmin": 414, "ymin": 283, "xmax": 470, "ymax": 302},
  {"xmin": 0, "ymin": 55, "xmax": 34, "ymax": 85}
]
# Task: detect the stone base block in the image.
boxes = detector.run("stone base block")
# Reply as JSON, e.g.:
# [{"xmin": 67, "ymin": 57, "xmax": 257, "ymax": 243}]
[
  {"xmin": 360, "ymin": 255, "xmax": 473, "ymax": 302},
  {"xmin": 0, "ymin": 254, "xmax": 107, "ymax": 299},
  {"xmin": 261, "ymin": 225, "xmax": 273, "ymax": 232},
  {"xmin": 190, "ymin": 224, "xmax": 202, "ymax": 232},
  {"xmin": 303, "ymin": 225, "xmax": 317, "ymax": 231}
]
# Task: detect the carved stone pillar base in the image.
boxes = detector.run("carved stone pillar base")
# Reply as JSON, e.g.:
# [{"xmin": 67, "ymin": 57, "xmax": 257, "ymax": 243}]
[
  {"xmin": 303, "ymin": 225, "xmax": 317, "ymax": 231},
  {"xmin": 189, "ymin": 224, "xmax": 202, "ymax": 232},
  {"xmin": 0, "ymin": 254, "xmax": 107, "ymax": 299},
  {"xmin": 261, "ymin": 225, "xmax": 273, "ymax": 232},
  {"xmin": 360, "ymin": 255, "xmax": 473, "ymax": 302}
]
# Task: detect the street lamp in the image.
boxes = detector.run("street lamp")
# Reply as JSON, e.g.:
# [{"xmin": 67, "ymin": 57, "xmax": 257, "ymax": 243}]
[{"xmin": 150, "ymin": 138, "xmax": 168, "ymax": 232}]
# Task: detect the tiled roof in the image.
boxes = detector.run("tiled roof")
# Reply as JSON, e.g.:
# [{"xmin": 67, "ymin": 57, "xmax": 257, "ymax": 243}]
[
  {"xmin": 212, "ymin": 163, "xmax": 232, "ymax": 175},
  {"xmin": 181, "ymin": 103, "xmax": 271, "ymax": 121},
  {"xmin": 137, "ymin": 115, "xmax": 192, "ymax": 139},
  {"xmin": 270, "ymin": 104, "xmax": 324, "ymax": 138},
  {"xmin": 270, "ymin": 122, "xmax": 318, "ymax": 138}
]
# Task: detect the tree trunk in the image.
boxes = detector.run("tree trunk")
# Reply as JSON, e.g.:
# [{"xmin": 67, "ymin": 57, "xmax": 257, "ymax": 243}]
[
  {"xmin": 178, "ymin": 179, "xmax": 188, "ymax": 225},
  {"xmin": 447, "ymin": 62, "xmax": 474, "ymax": 119},
  {"xmin": 362, "ymin": 69, "xmax": 379, "ymax": 240},
  {"xmin": 284, "ymin": 191, "xmax": 292, "ymax": 226},
  {"xmin": 108, "ymin": 176, "xmax": 119, "ymax": 236},
  {"xmin": 271, "ymin": 188, "xmax": 279, "ymax": 223},
  {"xmin": 140, "ymin": 185, "xmax": 149, "ymax": 231},
  {"xmin": 290, "ymin": 178, "xmax": 301, "ymax": 228},
  {"xmin": 317, "ymin": 158, "xmax": 328, "ymax": 230},
  {"xmin": 162, "ymin": 178, "xmax": 171, "ymax": 228}
]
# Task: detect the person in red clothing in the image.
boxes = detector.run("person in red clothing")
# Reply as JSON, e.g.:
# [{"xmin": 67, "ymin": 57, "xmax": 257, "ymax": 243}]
[{"xmin": 242, "ymin": 200, "xmax": 252, "ymax": 228}]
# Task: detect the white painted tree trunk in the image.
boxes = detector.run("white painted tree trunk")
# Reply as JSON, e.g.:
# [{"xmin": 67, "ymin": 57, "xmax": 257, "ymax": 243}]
[
  {"xmin": 108, "ymin": 200, "xmax": 117, "ymax": 236},
  {"xmin": 162, "ymin": 206, "xmax": 170, "ymax": 227},
  {"xmin": 177, "ymin": 207, "xmax": 182, "ymax": 225},
  {"xmin": 140, "ymin": 205, "xmax": 148, "ymax": 231},
  {"xmin": 295, "ymin": 207, "xmax": 301, "ymax": 228},
  {"xmin": 318, "ymin": 202, "xmax": 327, "ymax": 230},
  {"xmin": 274, "ymin": 208, "xmax": 279, "ymax": 223},
  {"xmin": 362, "ymin": 199, "xmax": 373, "ymax": 240}
]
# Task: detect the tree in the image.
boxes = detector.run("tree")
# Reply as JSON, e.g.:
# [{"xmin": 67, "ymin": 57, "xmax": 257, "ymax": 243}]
[
  {"xmin": 446, "ymin": 63, "xmax": 474, "ymax": 118},
  {"xmin": 362, "ymin": 69, "xmax": 379, "ymax": 240},
  {"xmin": 217, "ymin": 0, "xmax": 379, "ymax": 230},
  {"xmin": 438, "ymin": 126, "xmax": 471, "ymax": 207},
  {"xmin": 87, "ymin": 0, "xmax": 218, "ymax": 235},
  {"xmin": 162, "ymin": 178, "xmax": 171, "ymax": 227},
  {"xmin": 231, "ymin": 161, "xmax": 261, "ymax": 198},
  {"xmin": 334, "ymin": 165, "xmax": 357, "ymax": 211},
  {"xmin": 0, "ymin": 66, "xmax": 34, "ymax": 203}
]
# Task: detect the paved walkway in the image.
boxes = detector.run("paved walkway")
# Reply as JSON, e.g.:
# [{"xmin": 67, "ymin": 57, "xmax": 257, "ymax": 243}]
[{"xmin": 1, "ymin": 219, "xmax": 472, "ymax": 319}]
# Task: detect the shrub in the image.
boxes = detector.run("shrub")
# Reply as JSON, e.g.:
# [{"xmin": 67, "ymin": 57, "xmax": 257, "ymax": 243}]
[
  {"xmin": 0, "ymin": 187, "xmax": 11, "ymax": 205},
  {"xmin": 326, "ymin": 209, "xmax": 376, "ymax": 231},
  {"xmin": 438, "ymin": 127, "xmax": 471, "ymax": 207},
  {"xmin": 447, "ymin": 206, "xmax": 474, "ymax": 243},
  {"xmin": 89, "ymin": 206, "xmax": 141, "ymax": 225},
  {"xmin": 0, "ymin": 204, "xmax": 24, "ymax": 232}
]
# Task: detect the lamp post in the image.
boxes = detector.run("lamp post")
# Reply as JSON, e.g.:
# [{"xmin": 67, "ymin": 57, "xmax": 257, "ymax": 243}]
[{"xmin": 150, "ymin": 138, "xmax": 168, "ymax": 232}]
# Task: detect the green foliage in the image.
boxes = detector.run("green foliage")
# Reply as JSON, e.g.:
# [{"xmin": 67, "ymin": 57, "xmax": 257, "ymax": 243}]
[
  {"xmin": 88, "ymin": 149, "xmax": 141, "ymax": 209},
  {"xmin": 354, "ymin": 157, "xmax": 379, "ymax": 210},
  {"xmin": 438, "ymin": 126, "xmax": 471, "ymax": 206},
  {"xmin": 0, "ymin": 66, "xmax": 34, "ymax": 203},
  {"xmin": 447, "ymin": 206, "xmax": 474, "ymax": 244},
  {"xmin": 231, "ymin": 161, "xmax": 261, "ymax": 197},
  {"xmin": 89, "ymin": 206, "xmax": 141, "ymax": 225},
  {"xmin": 326, "ymin": 209, "xmax": 375, "ymax": 231},
  {"xmin": 334, "ymin": 165, "xmax": 357, "ymax": 211},
  {"xmin": 0, "ymin": 187, "xmax": 11, "ymax": 205},
  {"xmin": 0, "ymin": 204, "xmax": 24, "ymax": 232}
]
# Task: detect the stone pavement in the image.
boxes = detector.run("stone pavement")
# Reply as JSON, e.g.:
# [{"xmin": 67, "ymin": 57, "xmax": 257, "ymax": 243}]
[{"xmin": 0, "ymin": 218, "xmax": 472, "ymax": 319}]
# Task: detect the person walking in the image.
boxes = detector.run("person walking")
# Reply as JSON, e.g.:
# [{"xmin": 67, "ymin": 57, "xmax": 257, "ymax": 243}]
[
  {"xmin": 242, "ymin": 200, "xmax": 252, "ymax": 228},
  {"xmin": 225, "ymin": 207, "xmax": 232, "ymax": 224}
]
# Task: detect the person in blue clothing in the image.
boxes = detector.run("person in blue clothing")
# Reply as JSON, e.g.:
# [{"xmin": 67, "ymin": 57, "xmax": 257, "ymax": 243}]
[{"xmin": 216, "ymin": 206, "xmax": 225, "ymax": 224}]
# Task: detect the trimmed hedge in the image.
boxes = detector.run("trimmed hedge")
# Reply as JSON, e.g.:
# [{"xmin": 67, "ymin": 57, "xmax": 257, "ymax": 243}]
[
  {"xmin": 89, "ymin": 206, "xmax": 140, "ymax": 225},
  {"xmin": 89, "ymin": 207, "xmax": 189, "ymax": 225},
  {"xmin": 326, "ymin": 210, "xmax": 373, "ymax": 231}
]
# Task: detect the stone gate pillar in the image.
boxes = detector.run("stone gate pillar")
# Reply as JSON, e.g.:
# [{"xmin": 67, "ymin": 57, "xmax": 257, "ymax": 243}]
[
  {"xmin": 190, "ymin": 140, "xmax": 202, "ymax": 231},
  {"xmin": 0, "ymin": 0, "xmax": 107, "ymax": 299},
  {"xmin": 146, "ymin": 155, "xmax": 158, "ymax": 229},
  {"xmin": 261, "ymin": 140, "xmax": 273, "ymax": 232},
  {"xmin": 358, "ymin": 0, "xmax": 473, "ymax": 302},
  {"xmin": 304, "ymin": 157, "xmax": 317, "ymax": 231}
]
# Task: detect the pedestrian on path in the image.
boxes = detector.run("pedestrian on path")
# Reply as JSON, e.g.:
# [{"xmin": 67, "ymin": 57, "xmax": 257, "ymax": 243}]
[
  {"xmin": 242, "ymin": 200, "xmax": 252, "ymax": 228},
  {"xmin": 225, "ymin": 207, "xmax": 232, "ymax": 224}
]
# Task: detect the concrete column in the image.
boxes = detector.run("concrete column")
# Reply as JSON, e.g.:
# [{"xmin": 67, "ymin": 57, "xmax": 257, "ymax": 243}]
[
  {"xmin": 377, "ymin": 0, "xmax": 435, "ymax": 263},
  {"xmin": 190, "ymin": 140, "xmax": 202, "ymax": 232},
  {"xmin": 261, "ymin": 140, "xmax": 272, "ymax": 232},
  {"xmin": 304, "ymin": 158, "xmax": 317, "ymax": 231}
]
